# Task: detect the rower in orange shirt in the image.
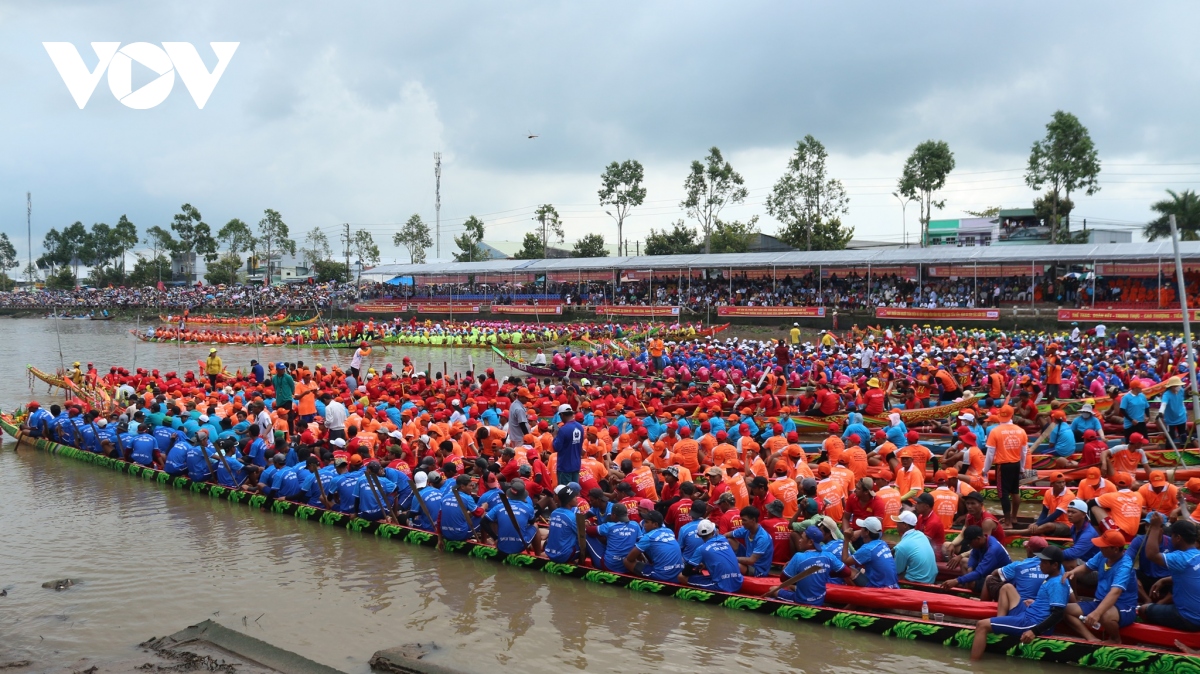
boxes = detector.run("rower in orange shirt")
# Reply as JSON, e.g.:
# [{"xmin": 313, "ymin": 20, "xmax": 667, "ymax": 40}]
[
  {"xmin": 822, "ymin": 423, "xmax": 845, "ymax": 465},
  {"xmin": 1094, "ymin": 474, "xmax": 1145, "ymax": 540},
  {"xmin": 842, "ymin": 434, "xmax": 869, "ymax": 482},
  {"xmin": 671, "ymin": 427, "xmax": 701, "ymax": 473},
  {"xmin": 893, "ymin": 448, "xmax": 924, "ymax": 503},
  {"xmin": 902, "ymin": 431, "xmax": 933, "ymax": 478},
  {"xmin": 1138, "ymin": 471, "xmax": 1179, "ymax": 516}
]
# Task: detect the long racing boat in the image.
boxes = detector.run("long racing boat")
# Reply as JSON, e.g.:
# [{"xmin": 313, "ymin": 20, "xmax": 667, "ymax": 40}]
[{"xmin": 3, "ymin": 412, "xmax": 1195, "ymax": 672}]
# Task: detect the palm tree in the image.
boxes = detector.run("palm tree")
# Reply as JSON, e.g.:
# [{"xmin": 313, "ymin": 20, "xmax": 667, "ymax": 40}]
[{"xmin": 1144, "ymin": 189, "xmax": 1200, "ymax": 241}]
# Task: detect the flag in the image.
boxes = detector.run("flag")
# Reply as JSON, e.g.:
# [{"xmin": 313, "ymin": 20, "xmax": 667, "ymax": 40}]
[{"xmin": 157, "ymin": 281, "xmax": 166, "ymax": 291}]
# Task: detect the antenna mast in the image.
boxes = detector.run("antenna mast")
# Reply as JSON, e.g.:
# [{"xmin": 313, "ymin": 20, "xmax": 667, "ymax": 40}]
[
  {"xmin": 26, "ymin": 192, "xmax": 31, "ymax": 284},
  {"xmin": 434, "ymin": 152, "xmax": 442, "ymax": 259}
]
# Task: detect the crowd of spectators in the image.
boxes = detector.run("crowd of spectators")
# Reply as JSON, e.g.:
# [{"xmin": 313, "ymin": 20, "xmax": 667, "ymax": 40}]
[{"xmin": 4, "ymin": 270, "xmax": 1188, "ymax": 312}]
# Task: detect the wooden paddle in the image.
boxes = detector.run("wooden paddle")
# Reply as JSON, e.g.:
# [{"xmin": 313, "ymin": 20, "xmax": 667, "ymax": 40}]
[
  {"xmin": 576, "ymin": 511, "xmax": 588, "ymax": 565},
  {"xmin": 452, "ymin": 484, "xmax": 479, "ymax": 540},
  {"xmin": 498, "ymin": 489, "xmax": 532, "ymax": 553},
  {"xmin": 776, "ymin": 562, "xmax": 824, "ymax": 589},
  {"xmin": 1159, "ymin": 418, "xmax": 1185, "ymax": 467},
  {"xmin": 411, "ymin": 482, "xmax": 442, "ymax": 550},
  {"xmin": 363, "ymin": 470, "xmax": 394, "ymax": 524}
]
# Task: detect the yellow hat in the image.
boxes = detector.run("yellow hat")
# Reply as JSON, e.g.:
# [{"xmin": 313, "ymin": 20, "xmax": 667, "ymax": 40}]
[
  {"xmin": 867, "ymin": 378, "xmax": 880, "ymax": 388},
  {"xmin": 1166, "ymin": 376, "xmax": 1184, "ymax": 388}
]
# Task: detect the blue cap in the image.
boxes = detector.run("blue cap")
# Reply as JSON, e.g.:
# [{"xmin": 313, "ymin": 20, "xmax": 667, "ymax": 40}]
[
  {"xmin": 276, "ymin": 362, "xmax": 285, "ymax": 369},
  {"xmin": 804, "ymin": 525, "xmax": 825, "ymax": 550}
]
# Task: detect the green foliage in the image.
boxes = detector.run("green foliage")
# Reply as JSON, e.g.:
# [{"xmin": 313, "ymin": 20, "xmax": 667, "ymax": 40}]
[
  {"xmin": 393, "ymin": 214, "xmax": 432, "ymax": 264},
  {"xmin": 1026, "ymin": 110, "xmax": 1101, "ymax": 240},
  {"xmin": 257, "ymin": 209, "xmax": 295, "ymax": 282},
  {"xmin": 964, "ymin": 206, "xmax": 1003, "ymax": 218},
  {"xmin": 709, "ymin": 216, "xmax": 759, "ymax": 254},
  {"xmin": 0, "ymin": 232, "xmax": 19, "ymax": 272},
  {"xmin": 113, "ymin": 215, "xmax": 137, "ymax": 273},
  {"xmin": 0, "ymin": 273, "xmax": 15, "ymax": 291},
  {"xmin": 45, "ymin": 266, "xmax": 76, "ymax": 290},
  {"xmin": 39, "ymin": 221, "xmax": 90, "ymax": 275},
  {"xmin": 1144, "ymin": 189, "xmax": 1200, "ymax": 242},
  {"xmin": 88, "ymin": 265, "xmax": 127, "ymax": 288},
  {"xmin": 572, "ymin": 233, "xmax": 609, "ymax": 257},
  {"xmin": 533, "ymin": 204, "xmax": 564, "ymax": 257},
  {"xmin": 204, "ymin": 253, "xmax": 243, "ymax": 285},
  {"xmin": 898, "ymin": 140, "xmax": 955, "ymax": 246},
  {"xmin": 768, "ymin": 135, "xmax": 851, "ymax": 251},
  {"xmin": 128, "ymin": 254, "xmax": 172, "ymax": 286},
  {"xmin": 645, "ymin": 220, "xmax": 702, "ymax": 255},
  {"xmin": 598, "ymin": 159, "xmax": 647, "ymax": 255},
  {"xmin": 299, "ymin": 227, "xmax": 330, "ymax": 270},
  {"xmin": 170, "ymin": 204, "xmax": 218, "ymax": 279},
  {"xmin": 513, "ymin": 232, "xmax": 545, "ymax": 260},
  {"xmin": 453, "ymin": 215, "xmax": 487, "ymax": 262},
  {"xmin": 681, "ymin": 146, "xmax": 748, "ymax": 253},
  {"xmin": 144, "ymin": 225, "xmax": 176, "ymax": 266},
  {"xmin": 351, "ymin": 230, "xmax": 380, "ymax": 282},
  {"xmin": 313, "ymin": 260, "xmax": 350, "ymax": 283}
]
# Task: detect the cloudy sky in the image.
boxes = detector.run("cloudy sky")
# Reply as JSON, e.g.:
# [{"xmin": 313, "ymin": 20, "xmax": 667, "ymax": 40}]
[{"xmin": 1, "ymin": 1, "xmax": 1198, "ymax": 265}]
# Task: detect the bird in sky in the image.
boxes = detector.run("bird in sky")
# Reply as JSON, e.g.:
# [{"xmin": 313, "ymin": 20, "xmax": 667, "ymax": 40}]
[{"xmin": 527, "ymin": 132, "xmax": 539, "ymax": 139}]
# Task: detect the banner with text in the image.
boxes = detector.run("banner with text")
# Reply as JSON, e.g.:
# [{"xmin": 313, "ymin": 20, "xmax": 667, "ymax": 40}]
[
  {"xmin": 717, "ymin": 306, "xmax": 826, "ymax": 318},
  {"xmin": 1057, "ymin": 308, "xmax": 1199, "ymax": 323},
  {"xmin": 875, "ymin": 307, "xmax": 1001, "ymax": 321},
  {"xmin": 417, "ymin": 303, "xmax": 481, "ymax": 314},
  {"xmin": 354, "ymin": 302, "xmax": 409, "ymax": 313},
  {"xmin": 593, "ymin": 305, "xmax": 681, "ymax": 317},
  {"xmin": 490, "ymin": 305, "xmax": 563, "ymax": 315}
]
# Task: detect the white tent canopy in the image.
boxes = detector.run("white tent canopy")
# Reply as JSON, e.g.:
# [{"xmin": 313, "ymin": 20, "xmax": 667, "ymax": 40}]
[{"xmin": 366, "ymin": 241, "xmax": 1200, "ymax": 279}]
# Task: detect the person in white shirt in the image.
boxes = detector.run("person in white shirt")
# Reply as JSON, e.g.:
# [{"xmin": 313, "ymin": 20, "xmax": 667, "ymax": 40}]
[
  {"xmin": 1095, "ymin": 324, "xmax": 1107, "ymax": 339},
  {"xmin": 321, "ymin": 392, "xmax": 349, "ymax": 440},
  {"xmin": 532, "ymin": 348, "xmax": 547, "ymax": 366},
  {"xmin": 349, "ymin": 342, "xmax": 370, "ymax": 378}
]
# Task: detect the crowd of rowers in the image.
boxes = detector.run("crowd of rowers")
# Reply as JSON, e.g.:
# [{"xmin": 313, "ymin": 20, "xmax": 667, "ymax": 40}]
[
  {"xmin": 142, "ymin": 316, "xmax": 706, "ymax": 347},
  {"xmin": 17, "ymin": 344, "xmax": 1200, "ymax": 658}
]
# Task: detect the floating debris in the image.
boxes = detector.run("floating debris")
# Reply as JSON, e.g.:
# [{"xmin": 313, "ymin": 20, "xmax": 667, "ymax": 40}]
[{"xmin": 41, "ymin": 579, "xmax": 76, "ymax": 591}]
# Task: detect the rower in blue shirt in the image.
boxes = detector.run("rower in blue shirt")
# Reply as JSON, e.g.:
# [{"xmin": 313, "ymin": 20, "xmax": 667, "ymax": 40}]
[
  {"xmin": 215, "ymin": 451, "xmax": 247, "ymax": 488},
  {"xmin": 129, "ymin": 424, "xmax": 159, "ymax": 466},
  {"xmin": 165, "ymin": 439, "xmax": 191, "ymax": 476},
  {"xmin": 625, "ymin": 510, "xmax": 685, "ymax": 582},
  {"xmin": 595, "ymin": 503, "xmax": 642, "ymax": 572},
  {"xmin": 991, "ymin": 539, "xmax": 1050, "ymax": 602},
  {"xmin": 438, "ymin": 475, "xmax": 479, "ymax": 540},
  {"xmin": 355, "ymin": 462, "xmax": 396, "ymax": 521},
  {"xmin": 677, "ymin": 501, "xmax": 709, "ymax": 563},
  {"xmin": 1160, "ymin": 376, "xmax": 1188, "ymax": 446},
  {"xmin": 153, "ymin": 424, "xmax": 180, "ymax": 454},
  {"xmin": 944, "ymin": 524, "xmax": 1010, "ymax": 593},
  {"xmin": 844, "ymin": 516, "xmax": 900, "ymax": 589},
  {"xmin": 482, "ymin": 481, "xmax": 539, "ymax": 555},
  {"xmin": 244, "ymin": 426, "xmax": 267, "ymax": 467},
  {"xmin": 768, "ymin": 525, "xmax": 845, "ymax": 606},
  {"xmin": 545, "ymin": 486, "xmax": 582, "ymax": 563},
  {"xmin": 971, "ymin": 546, "xmax": 1070, "ymax": 661},
  {"xmin": 410, "ymin": 472, "xmax": 443, "ymax": 531},
  {"xmin": 1063, "ymin": 500, "xmax": 1101, "ymax": 564},
  {"xmin": 682, "ymin": 520, "xmax": 744, "ymax": 593},
  {"xmin": 727, "ymin": 506, "xmax": 774, "ymax": 577},
  {"xmin": 259, "ymin": 454, "xmax": 289, "ymax": 497},
  {"xmin": 1141, "ymin": 514, "xmax": 1200, "ymax": 632},
  {"xmin": 24, "ymin": 402, "xmax": 54, "ymax": 438},
  {"xmin": 1063, "ymin": 529, "xmax": 1139, "ymax": 641},
  {"xmin": 185, "ymin": 435, "xmax": 215, "ymax": 483}
]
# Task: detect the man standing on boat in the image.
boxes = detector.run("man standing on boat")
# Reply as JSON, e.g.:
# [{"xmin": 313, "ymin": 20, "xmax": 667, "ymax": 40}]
[
  {"xmin": 507, "ymin": 390, "xmax": 531, "ymax": 448},
  {"xmin": 553, "ymin": 404, "xmax": 584, "ymax": 486}
]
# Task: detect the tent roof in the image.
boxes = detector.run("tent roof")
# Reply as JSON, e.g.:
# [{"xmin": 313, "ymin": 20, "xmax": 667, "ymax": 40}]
[{"xmin": 365, "ymin": 241, "xmax": 1200, "ymax": 278}]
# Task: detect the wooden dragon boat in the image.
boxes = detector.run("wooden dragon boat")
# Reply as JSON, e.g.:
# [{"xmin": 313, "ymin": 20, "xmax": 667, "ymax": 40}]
[
  {"xmin": 160, "ymin": 313, "xmax": 286, "ymax": 325},
  {"xmin": 26, "ymin": 365, "xmax": 114, "ymax": 412},
  {"xmin": 2, "ymin": 413, "xmax": 1194, "ymax": 672}
]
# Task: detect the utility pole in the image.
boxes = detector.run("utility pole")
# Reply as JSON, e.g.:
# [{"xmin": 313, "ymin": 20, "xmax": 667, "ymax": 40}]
[
  {"xmin": 434, "ymin": 152, "xmax": 442, "ymax": 259},
  {"xmin": 1170, "ymin": 214, "xmax": 1200, "ymax": 455},
  {"xmin": 343, "ymin": 223, "xmax": 351, "ymax": 280},
  {"xmin": 26, "ymin": 192, "xmax": 32, "ymax": 285}
]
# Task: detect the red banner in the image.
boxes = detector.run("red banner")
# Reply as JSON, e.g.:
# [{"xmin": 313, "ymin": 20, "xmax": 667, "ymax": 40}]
[
  {"xmin": 926, "ymin": 265, "xmax": 1036, "ymax": 278},
  {"xmin": 354, "ymin": 302, "xmax": 409, "ymax": 313},
  {"xmin": 1058, "ymin": 308, "xmax": 1200, "ymax": 323},
  {"xmin": 717, "ymin": 306, "xmax": 826, "ymax": 317},
  {"xmin": 417, "ymin": 303, "xmax": 480, "ymax": 314},
  {"xmin": 593, "ymin": 305, "xmax": 681, "ymax": 316},
  {"xmin": 490, "ymin": 305, "xmax": 563, "ymax": 315},
  {"xmin": 875, "ymin": 307, "xmax": 1001, "ymax": 321}
]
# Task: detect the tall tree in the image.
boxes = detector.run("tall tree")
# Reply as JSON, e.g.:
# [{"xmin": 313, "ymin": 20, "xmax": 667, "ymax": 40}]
[
  {"xmin": 1144, "ymin": 189, "xmax": 1200, "ymax": 241},
  {"xmin": 572, "ymin": 233, "xmax": 609, "ymax": 258},
  {"xmin": 351, "ymin": 229, "xmax": 380, "ymax": 283},
  {"xmin": 453, "ymin": 215, "xmax": 486, "ymax": 262},
  {"xmin": 257, "ymin": 208, "xmax": 295, "ymax": 283},
  {"xmin": 38, "ymin": 222, "xmax": 90, "ymax": 277},
  {"xmin": 216, "ymin": 218, "xmax": 255, "ymax": 285},
  {"xmin": 709, "ymin": 217, "xmax": 759, "ymax": 254},
  {"xmin": 170, "ymin": 203, "xmax": 217, "ymax": 281},
  {"xmin": 112, "ymin": 215, "xmax": 137, "ymax": 275},
  {"xmin": 393, "ymin": 214, "xmax": 432, "ymax": 264},
  {"xmin": 513, "ymin": 232, "xmax": 545, "ymax": 260},
  {"xmin": 898, "ymin": 140, "xmax": 955, "ymax": 247},
  {"xmin": 1025, "ymin": 110, "xmax": 1101, "ymax": 242},
  {"xmin": 598, "ymin": 160, "xmax": 647, "ymax": 256},
  {"xmin": 681, "ymin": 147, "xmax": 748, "ymax": 254},
  {"xmin": 87, "ymin": 222, "xmax": 116, "ymax": 271},
  {"xmin": 533, "ymin": 204, "xmax": 563, "ymax": 258},
  {"xmin": 299, "ymin": 227, "xmax": 331, "ymax": 271},
  {"xmin": 1031, "ymin": 190, "xmax": 1082, "ymax": 243},
  {"xmin": 0, "ymin": 232, "xmax": 18, "ymax": 277},
  {"xmin": 143, "ymin": 226, "xmax": 176, "ymax": 283},
  {"xmin": 767, "ymin": 135, "xmax": 851, "ymax": 251},
  {"xmin": 645, "ymin": 220, "xmax": 702, "ymax": 256}
]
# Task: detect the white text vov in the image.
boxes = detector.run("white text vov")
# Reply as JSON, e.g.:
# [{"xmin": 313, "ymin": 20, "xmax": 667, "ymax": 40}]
[{"xmin": 43, "ymin": 42, "xmax": 239, "ymax": 110}]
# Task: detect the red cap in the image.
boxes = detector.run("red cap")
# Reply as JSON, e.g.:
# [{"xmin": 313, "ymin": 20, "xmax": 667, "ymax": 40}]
[{"xmin": 827, "ymin": 423, "xmax": 840, "ymax": 433}]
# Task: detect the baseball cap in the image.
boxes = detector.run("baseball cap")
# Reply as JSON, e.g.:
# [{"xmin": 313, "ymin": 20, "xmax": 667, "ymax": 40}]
[
  {"xmin": 414, "ymin": 472, "xmax": 428, "ymax": 488},
  {"xmin": 1129, "ymin": 433, "xmax": 1147, "ymax": 445},
  {"xmin": 1068, "ymin": 499, "xmax": 1089, "ymax": 513},
  {"xmin": 558, "ymin": 403, "xmax": 574, "ymax": 415},
  {"xmin": 696, "ymin": 520, "xmax": 717, "ymax": 536},
  {"xmin": 1150, "ymin": 471, "xmax": 1167, "ymax": 486},
  {"xmin": 333, "ymin": 457, "xmax": 347, "ymax": 467},
  {"xmin": 803, "ymin": 525, "xmax": 825, "ymax": 549},
  {"xmin": 1024, "ymin": 536, "xmax": 1049, "ymax": 554},
  {"xmin": 1036, "ymin": 546, "xmax": 1065, "ymax": 564},
  {"xmin": 330, "ymin": 437, "xmax": 347, "ymax": 447},
  {"xmin": 1092, "ymin": 529, "xmax": 1129, "ymax": 548},
  {"xmin": 855, "ymin": 516, "xmax": 883, "ymax": 533},
  {"xmin": 896, "ymin": 511, "xmax": 918, "ymax": 526},
  {"xmin": 1114, "ymin": 473, "xmax": 1134, "ymax": 488},
  {"xmin": 637, "ymin": 498, "xmax": 655, "ymax": 511}
]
